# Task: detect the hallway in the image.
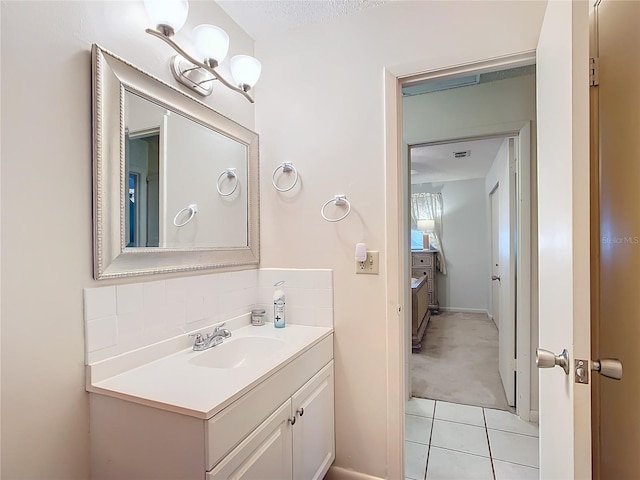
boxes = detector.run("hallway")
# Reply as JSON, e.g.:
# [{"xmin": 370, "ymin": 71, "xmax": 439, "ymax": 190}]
[
  {"xmin": 412, "ymin": 312, "xmax": 509, "ymax": 411},
  {"xmin": 405, "ymin": 398, "xmax": 539, "ymax": 480}
]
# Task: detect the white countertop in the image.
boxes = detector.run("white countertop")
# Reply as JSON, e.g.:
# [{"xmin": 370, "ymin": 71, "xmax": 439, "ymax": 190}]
[{"xmin": 87, "ymin": 323, "xmax": 333, "ymax": 420}]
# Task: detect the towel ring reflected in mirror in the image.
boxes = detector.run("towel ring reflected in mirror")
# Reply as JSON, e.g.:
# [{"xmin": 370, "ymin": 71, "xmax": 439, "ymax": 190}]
[
  {"xmin": 173, "ymin": 204, "xmax": 198, "ymax": 227},
  {"xmin": 216, "ymin": 168, "xmax": 239, "ymax": 197}
]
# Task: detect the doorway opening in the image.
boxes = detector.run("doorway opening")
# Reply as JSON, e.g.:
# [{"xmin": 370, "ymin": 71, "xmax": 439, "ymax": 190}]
[
  {"xmin": 410, "ymin": 134, "xmax": 515, "ymax": 412},
  {"xmin": 398, "ymin": 59, "xmax": 540, "ymax": 479}
]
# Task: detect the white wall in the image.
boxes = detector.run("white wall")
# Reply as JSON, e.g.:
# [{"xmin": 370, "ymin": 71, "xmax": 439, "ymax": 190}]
[
  {"xmin": 0, "ymin": 2, "xmax": 255, "ymax": 478},
  {"xmin": 163, "ymin": 113, "xmax": 248, "ymax": 248},
  {"xmin": 255, "ymin": 1, "xmax": 546, "ymax": 477},
  {"xmin": 404, "ymin": 75, "xmax": 537, "ymax": 147},
  {"xmin": 413, "ymin": 180, "xmax": 489, "ymax": 312}
]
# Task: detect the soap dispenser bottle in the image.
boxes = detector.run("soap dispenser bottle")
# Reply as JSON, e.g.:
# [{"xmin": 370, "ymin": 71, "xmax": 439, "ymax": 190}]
[{"xmin": 273, "ymin": 281, "xmax": 286, "ymax": 328}]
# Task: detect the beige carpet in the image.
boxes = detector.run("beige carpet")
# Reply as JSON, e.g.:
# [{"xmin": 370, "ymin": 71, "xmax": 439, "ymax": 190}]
[{"xmin": 411, "ymin": 311, "xmax": 510, "ymax": 411}]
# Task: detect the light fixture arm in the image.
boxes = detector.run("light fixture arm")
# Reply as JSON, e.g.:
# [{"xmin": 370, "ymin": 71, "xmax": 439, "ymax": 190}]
[{"xmin": 145, "ymin": 28, "xmax": 254, "ymax": 103}]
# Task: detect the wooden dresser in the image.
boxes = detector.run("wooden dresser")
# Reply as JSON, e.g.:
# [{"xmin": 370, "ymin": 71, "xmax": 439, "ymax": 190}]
[
  {"xmin": 411, "ymin": 250, "xmax": 439, "ymax": 311},
  {"xmin": 410, "ymin": 250, "xmax": 439, "ymax": 352}
]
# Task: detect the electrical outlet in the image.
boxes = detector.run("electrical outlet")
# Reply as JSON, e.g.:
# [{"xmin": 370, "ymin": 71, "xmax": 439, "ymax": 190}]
[{"xmin": 356, "ymin": 251, "xmax": 379, "ymax": 275}]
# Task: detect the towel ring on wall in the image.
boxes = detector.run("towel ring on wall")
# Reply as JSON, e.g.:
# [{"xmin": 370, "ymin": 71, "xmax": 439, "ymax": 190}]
[
  {"xmin": 173, "ymin": 203, "xmax": 198, "ymax": 227},
  {"xmin": 321, "ymin": 195, "xmax": 351, "ymax": 222},
  {"xmin": 216, "ymin": 168, "xmax": 238, "ymax": 197},
  {"xmin": 272, "ymin": 162, "xmax": 299, "ymax": 192}
]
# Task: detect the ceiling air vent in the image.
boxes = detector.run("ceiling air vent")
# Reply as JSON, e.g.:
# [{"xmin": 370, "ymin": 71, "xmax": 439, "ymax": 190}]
[{"xmin": 453, "ymin": 150, "xmax": 471, "ymax": 159}]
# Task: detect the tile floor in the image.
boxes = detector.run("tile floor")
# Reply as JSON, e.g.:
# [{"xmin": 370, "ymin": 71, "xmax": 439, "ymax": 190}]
[{"xmin": 405, "ymin": 398, "xmax": 539, "ymax": 480}]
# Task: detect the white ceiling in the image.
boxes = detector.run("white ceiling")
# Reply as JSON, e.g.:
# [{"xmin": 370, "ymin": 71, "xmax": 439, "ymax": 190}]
[
  {"xmin": 216, "ymin": 0, "xmax": 387, "ymax": 41},
  {"xmin": 410, "ymin": 137, "xmax": 507, "ymax": 185}
]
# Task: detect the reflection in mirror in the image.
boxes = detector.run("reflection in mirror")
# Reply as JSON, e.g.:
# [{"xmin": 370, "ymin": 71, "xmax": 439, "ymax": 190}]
[
  {"xmin": 92, "ymin": 45, "xmax": 259, "ymax": 279},
  {"xmin": 126, "ymin": 125, "xmax": 160, "ymax": 247},
  {"xmin": 123, "ymin": 91, "xmax": 249, "ymax": 249}
]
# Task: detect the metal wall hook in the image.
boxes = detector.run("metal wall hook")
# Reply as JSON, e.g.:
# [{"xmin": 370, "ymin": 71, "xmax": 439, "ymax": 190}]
[
  {"xmin": 216, "ymin": 168, "xmax": 238, "ymax": 197},
  {"xmin": 321, "ymin": 195, "xmax": 352, "ymax": 222}
]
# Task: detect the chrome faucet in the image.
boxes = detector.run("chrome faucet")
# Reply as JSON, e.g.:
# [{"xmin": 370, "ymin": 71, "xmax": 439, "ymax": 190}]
[{"xmin": 189, "ymin": 323, "xmax": 232, "ymax": 351}]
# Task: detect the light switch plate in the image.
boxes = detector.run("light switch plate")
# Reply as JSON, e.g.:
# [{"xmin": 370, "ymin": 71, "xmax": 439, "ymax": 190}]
[{"xmin": 356, "ymin": 251, "xmax": 379, "ymax": 275}]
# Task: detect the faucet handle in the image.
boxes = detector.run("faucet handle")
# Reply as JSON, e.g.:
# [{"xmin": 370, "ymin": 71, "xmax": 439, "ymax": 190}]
[
  {"xmin": 213, "ymin": 323, "xmax": 232, "ymax": 338},
  {"xmin": 189, "ymin": 332, "xmax": 205, "ymax": 344}
]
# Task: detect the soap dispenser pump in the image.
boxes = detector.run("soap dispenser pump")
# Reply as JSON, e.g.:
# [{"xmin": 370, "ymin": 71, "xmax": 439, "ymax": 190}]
[{"xmin": 273, "ymin": 281, "xmax": 286, "ymax": 328}]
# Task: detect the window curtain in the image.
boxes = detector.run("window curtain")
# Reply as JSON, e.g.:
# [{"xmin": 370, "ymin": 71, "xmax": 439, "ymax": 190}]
[{"xmin": 410, "ymin": 192, "xmax": 447, "ymax": 274}]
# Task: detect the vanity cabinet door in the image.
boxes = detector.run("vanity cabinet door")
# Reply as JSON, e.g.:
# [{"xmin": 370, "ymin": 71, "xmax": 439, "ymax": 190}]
[
  {"xmin": 207, "ymin": 400, "xmax": 293, "ymax": 480},
  {"xmin": 291, "ymin": 361, "xmax": 335, "ymax": 480}
]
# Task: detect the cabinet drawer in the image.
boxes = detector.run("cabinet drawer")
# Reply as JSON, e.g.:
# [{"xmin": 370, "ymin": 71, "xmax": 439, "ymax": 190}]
[
  {"xmin": 412, "ymin": 253, "xmax": 434, "ymax": 267},
  {"xmin": 206, "ymin": 335, "xmax": 333, "ymax": 470},
  {"xmin": 412, "ymin": 267, "xmax": 433, "ymax": 280}
]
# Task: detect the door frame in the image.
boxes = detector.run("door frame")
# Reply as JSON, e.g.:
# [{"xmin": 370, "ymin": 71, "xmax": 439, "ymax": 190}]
[{"xmin": 384, "ymin": 51, "xmax": 536, "ymax": 478}]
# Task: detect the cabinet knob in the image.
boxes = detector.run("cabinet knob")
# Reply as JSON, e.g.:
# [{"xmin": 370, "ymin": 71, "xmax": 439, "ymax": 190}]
[
  {"xmin": 288, "ymin": 416, "xmax": 296, "ymax": 426},
  {"xmin": 296, "ymin": 407, "xmax": 304, "ymax": 417}
]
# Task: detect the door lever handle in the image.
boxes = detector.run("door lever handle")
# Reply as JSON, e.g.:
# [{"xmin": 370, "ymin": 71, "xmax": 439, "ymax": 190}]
[{"xmin": 536, "ymin": 348, "xmax": 570, "ymax": 375}]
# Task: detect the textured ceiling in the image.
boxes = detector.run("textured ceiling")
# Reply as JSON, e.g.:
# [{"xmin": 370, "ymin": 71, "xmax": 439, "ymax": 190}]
[{"xmin": 216, "ymin": 0, "xmax": 387, "ymax": 41}]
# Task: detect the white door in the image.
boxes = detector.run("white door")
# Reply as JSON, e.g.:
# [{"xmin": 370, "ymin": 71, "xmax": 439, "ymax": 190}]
[
  {"xmin": 497, "ymin": 139, "xmax": 517, "ymax": 408},
  {"xmin": 536, "ymin": 1, "xmax": 591, "ymax": 478},
  {"xmin": 490, "ymin": 186, "xmax": 500, "ymax": 329}
]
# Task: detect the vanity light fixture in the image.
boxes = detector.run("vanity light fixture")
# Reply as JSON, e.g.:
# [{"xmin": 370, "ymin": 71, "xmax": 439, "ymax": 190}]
[{"xmin": 143, "ymin": 0, "xmax": 261, "ymax": 103}]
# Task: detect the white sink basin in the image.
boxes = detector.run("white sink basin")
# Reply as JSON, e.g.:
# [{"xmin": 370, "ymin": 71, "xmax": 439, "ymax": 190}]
[{"xmin": 188, "ymin": 336, "xmax": 285, "ymax": 369}]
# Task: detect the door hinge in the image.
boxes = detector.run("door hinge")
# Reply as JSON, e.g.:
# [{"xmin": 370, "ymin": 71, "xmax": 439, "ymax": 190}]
[{"xmin": 590, "ymin": 57, "xmax": 599, "ymax": 87}]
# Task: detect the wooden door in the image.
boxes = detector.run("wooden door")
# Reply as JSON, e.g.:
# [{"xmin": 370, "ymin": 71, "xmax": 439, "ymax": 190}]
[{"xmin": 593, "ymin": 0, "xmax": 640, "ymax": 477}]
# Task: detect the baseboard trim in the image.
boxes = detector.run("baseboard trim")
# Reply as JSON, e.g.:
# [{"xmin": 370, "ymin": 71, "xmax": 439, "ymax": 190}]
[
  {"xmin": 530, "ymin": 410, "xmax": 539, "ymax": 424},
  {"xmin": 439, "ymin": 307, "xmax": 490, "ymax": 316},
  {"xmin": 324, "ymin": 466, "xmax": 385, "ymax": 480}
]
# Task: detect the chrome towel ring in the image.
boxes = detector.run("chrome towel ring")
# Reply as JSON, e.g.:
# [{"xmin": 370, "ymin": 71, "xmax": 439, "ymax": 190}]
[
  {"xmin": 321, "ymin": 195, "xmax": 351, "ymax": 222},
  {"xmin": 216, "ymin": 168, "xmax": 238, "ymax": 197},
  {"xmin": 272, "ymin": 162, "xmax": 299, "ymax": 192},
  {"xmin": 173, "ymin": 203, "xmax": 198, "ymax": 227}
]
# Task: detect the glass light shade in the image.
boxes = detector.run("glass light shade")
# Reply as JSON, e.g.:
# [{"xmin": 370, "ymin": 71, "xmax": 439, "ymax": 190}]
[
  {"xmin": 193, "ymin": 25, "xmax": 229, "ymax": 64},
  {"xmin": 230, "ymin": 55, "xmax": 262, "ymax": 89},
  {"xmin": 144, "ymin": 0, "xmax": 189, "ymax": 33}
]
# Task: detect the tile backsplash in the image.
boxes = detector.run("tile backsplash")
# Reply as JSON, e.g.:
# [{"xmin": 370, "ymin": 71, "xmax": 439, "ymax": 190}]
[{"xmin": 84, "ymin": 268, "xmax": 333, "ymax": 364}]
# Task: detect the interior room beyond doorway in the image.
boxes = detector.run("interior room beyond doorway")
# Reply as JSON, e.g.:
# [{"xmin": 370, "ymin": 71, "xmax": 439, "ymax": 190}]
[{"xmin": 409, "ymin": 135, "xmax": 513, "ymax": 412}]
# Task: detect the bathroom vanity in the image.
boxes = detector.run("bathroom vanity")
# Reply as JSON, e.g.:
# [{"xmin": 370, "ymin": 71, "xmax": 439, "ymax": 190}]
[{"xmin": 87, "ymin": 323, "xmax": 334, "ymax": 480}]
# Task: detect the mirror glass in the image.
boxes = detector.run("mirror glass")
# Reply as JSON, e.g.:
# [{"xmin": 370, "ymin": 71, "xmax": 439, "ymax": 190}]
[
  {"xmin": 124, "ymin": 91, "xmax": 248, "ymax": 249},
  {"xmin": 92, "ymin": 45, "xmax": 259, "ymax": 279}
]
